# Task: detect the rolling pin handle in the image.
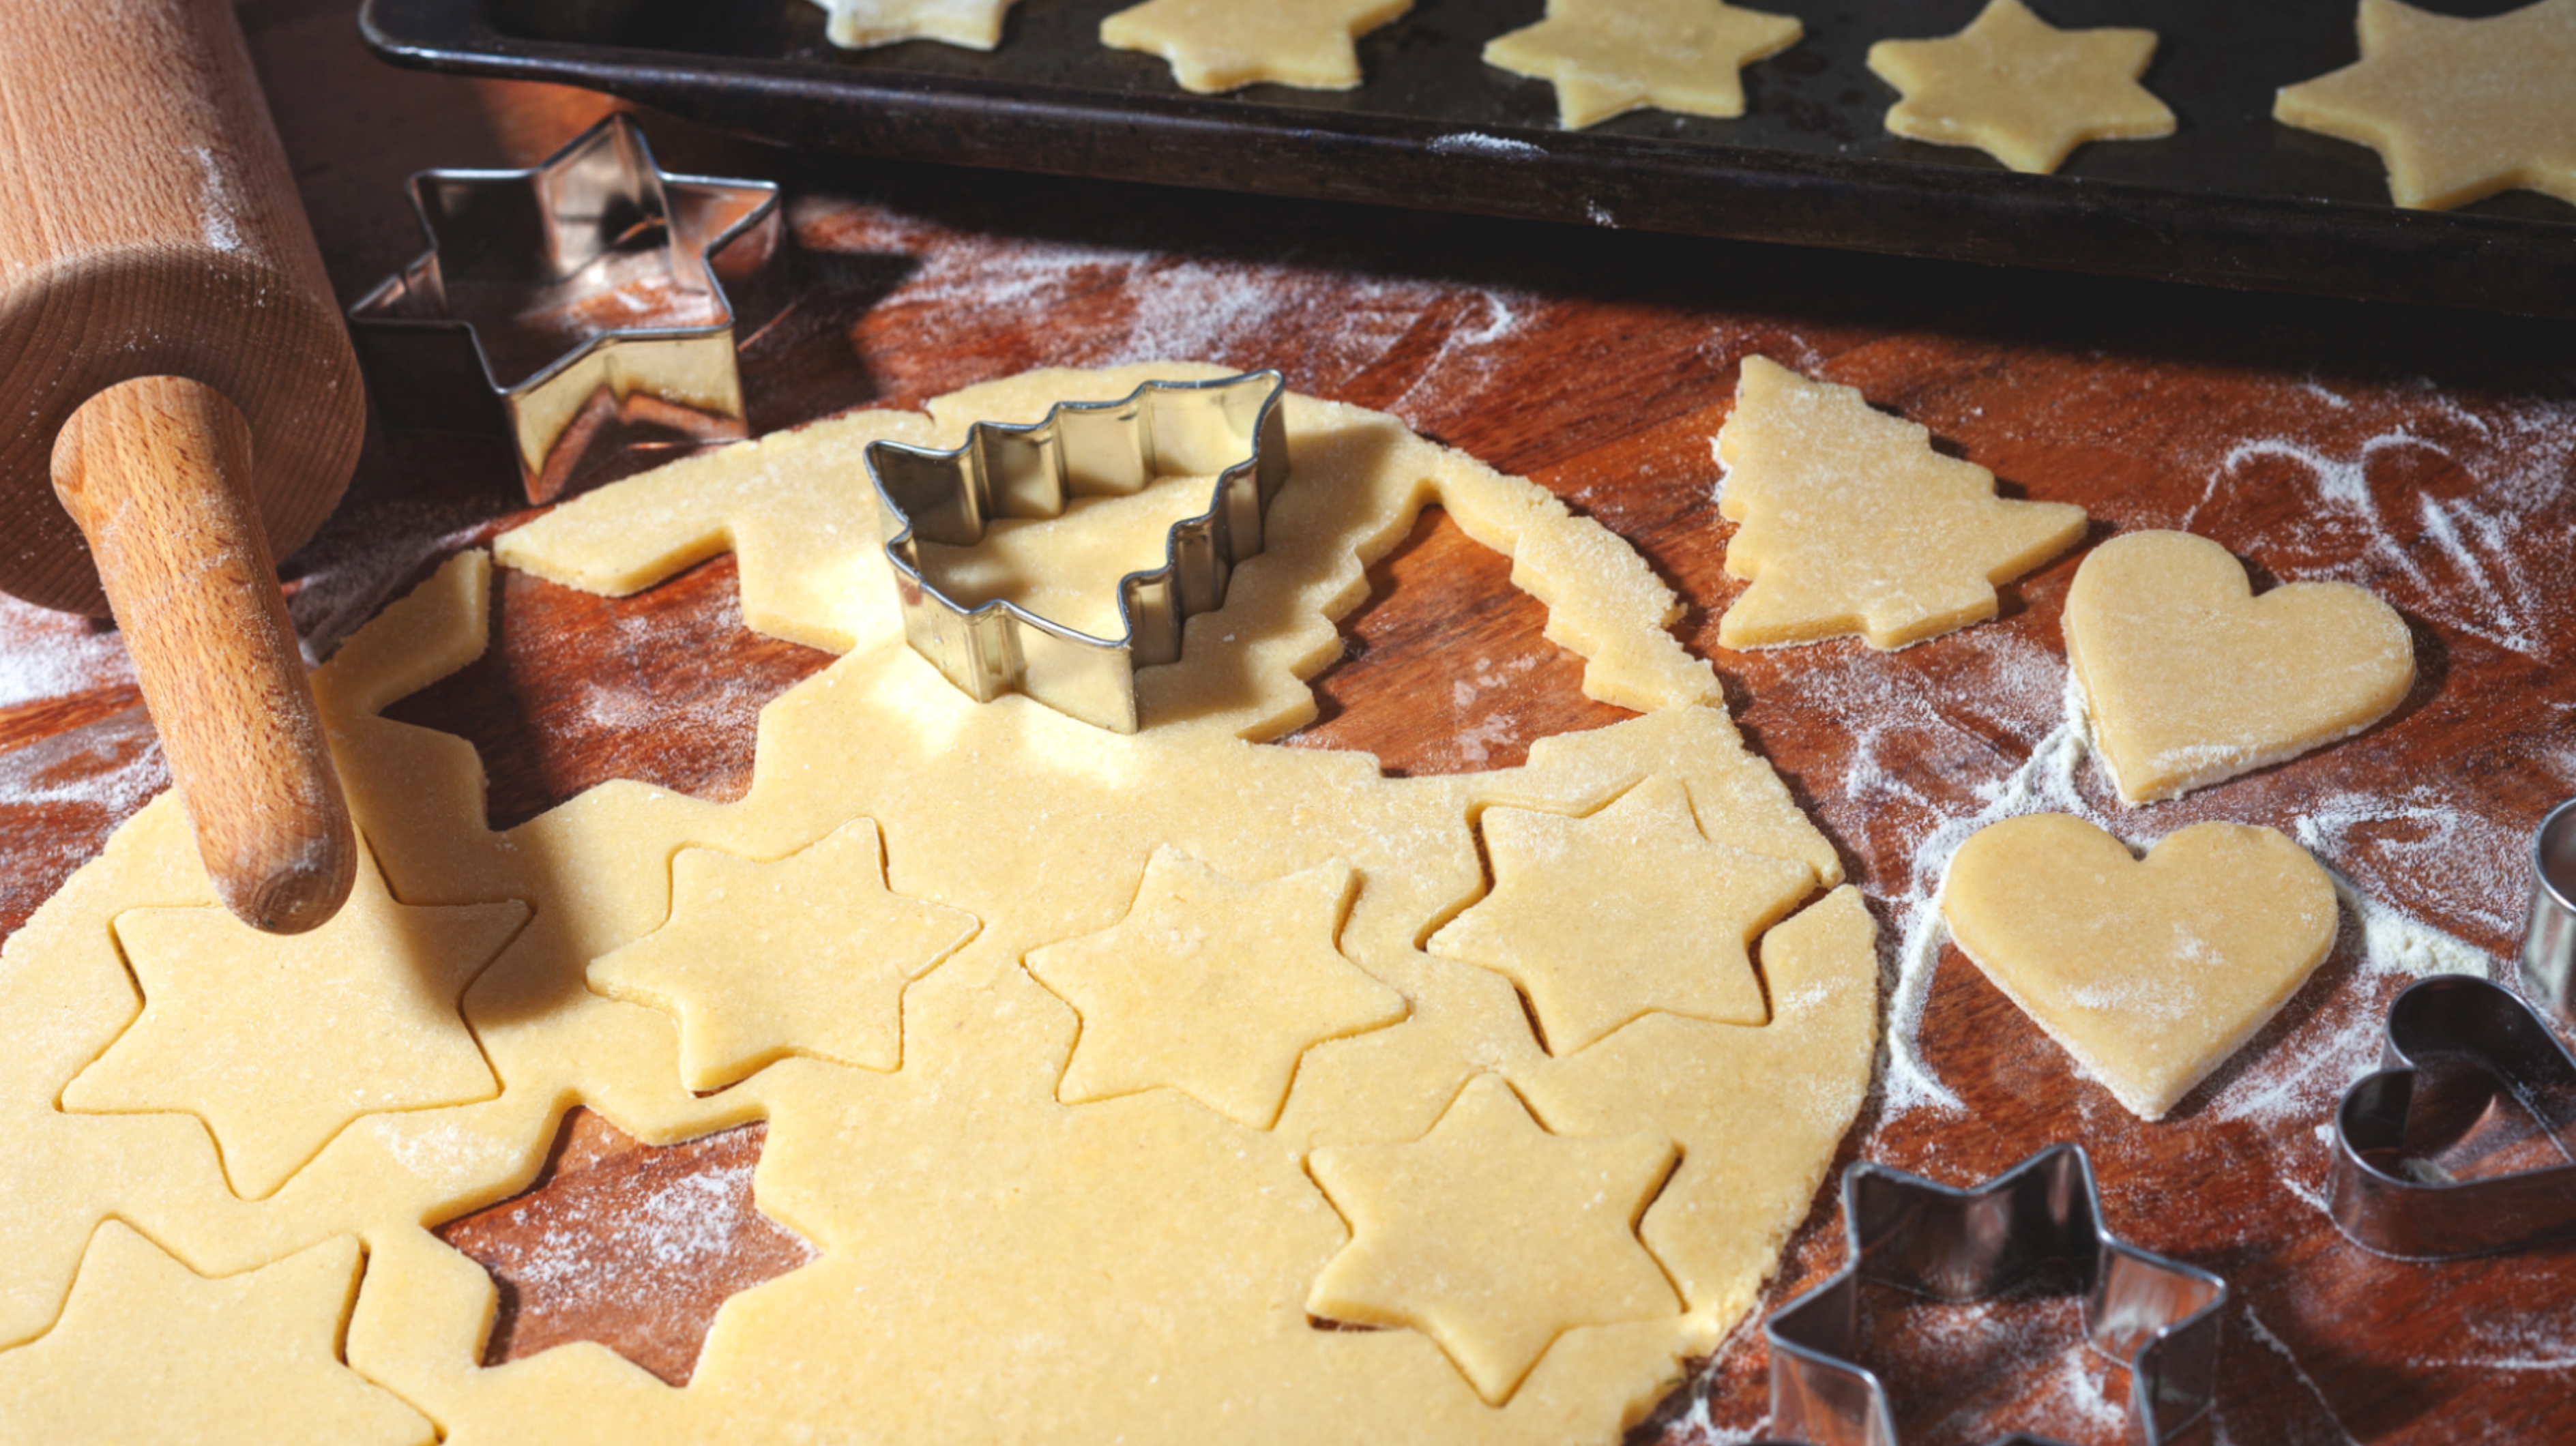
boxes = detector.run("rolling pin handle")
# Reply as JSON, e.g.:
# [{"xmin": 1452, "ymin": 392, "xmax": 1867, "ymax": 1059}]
[{"xmin": 51, "ymin": 376, "xmax": 357, "ymax": 934}]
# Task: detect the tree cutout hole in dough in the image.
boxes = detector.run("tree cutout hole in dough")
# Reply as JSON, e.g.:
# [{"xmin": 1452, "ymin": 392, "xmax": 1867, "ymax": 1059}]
[
  {"xmin": 2063, "ymin": 529, "xmax": 2416, "ymax": 805},
  {"xmin": 431, "ymin": 1108, "xmax": 816, "ymax": 1387},
  {"xmin": 1283, "ymin": 503, "xmax": 1642, "ymax": 778},
  {"xmin": 0, "ymin": 366, "xmax": 1875, "ymax": 1446},
  {"xmin": 1941, "ymin": 813, "xmax": 2340, "ymax": 1120}
]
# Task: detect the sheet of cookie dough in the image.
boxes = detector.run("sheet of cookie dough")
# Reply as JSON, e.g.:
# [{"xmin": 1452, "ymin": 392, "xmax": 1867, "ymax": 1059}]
[
  {"xmin": 1482, "ymin": 0, "xmax": 1803, "ymax": 130},
  {"xmin": 1713, "ymin": 355, "xmax": 2086, "ymax": 651},
  {"xmin": 805, "ymin": 0, "xmax": 1019, "ymax": 50},
  {"xmin": 1100, "ymin": 0, "xmax": 1411, "ymax": 93},
  {"xmin": 2063, "ymin": 529, "xmax": 2414, "ymax": 804},
  {"xmin": 1942, "ymin": 814, "xmax": 2338, "ymax": 1120},
  {"xmin": 2275, "ymin": 0, "xmax": 2576, "ymax": 211},
  {"xmin": 1866, "ymin": 0, "xmax": 2173, "ymax": 175},
  {"xmin": 0, "ymin": 367, "xmax": 1877, "ymax": 1446}
]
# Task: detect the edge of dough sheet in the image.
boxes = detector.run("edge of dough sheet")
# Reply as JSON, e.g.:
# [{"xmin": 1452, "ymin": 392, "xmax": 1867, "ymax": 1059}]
[{"xmin": 0, "ymin": 362, "xmax": 1879, "ymax": 1446}]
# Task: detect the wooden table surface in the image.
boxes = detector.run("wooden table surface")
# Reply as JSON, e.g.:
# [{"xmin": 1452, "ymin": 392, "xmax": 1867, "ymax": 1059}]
[{"xmin": 4, "ymin": 2, "xmax": 2573, "ymax": 1441}]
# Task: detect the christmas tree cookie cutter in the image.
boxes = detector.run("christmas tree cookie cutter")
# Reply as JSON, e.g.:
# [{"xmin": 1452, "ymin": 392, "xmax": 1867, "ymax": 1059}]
[
  {"xmin": 1759, "ymin": 1145, "xmax": 2227, "ymax": 1446},
  {"xmin": 862, "ymin": 370, "xmax": 1289, "ymax": 733}
]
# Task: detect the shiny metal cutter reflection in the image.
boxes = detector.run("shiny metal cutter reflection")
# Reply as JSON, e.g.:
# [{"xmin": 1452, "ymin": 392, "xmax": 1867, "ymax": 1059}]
[
  {"xmin": 1761, "ymin": 1145, "xmax": 2227, "ymax": 1446},
  {"xmin": 347, "ymin": 114, "xmax": 786, "ymax": 503},
  {"xmin": 864, "ymin": 372, "xmax": 1289, "ymax": 734}
]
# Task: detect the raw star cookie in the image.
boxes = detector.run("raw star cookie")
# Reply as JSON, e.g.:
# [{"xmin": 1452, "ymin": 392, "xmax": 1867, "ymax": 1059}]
[
  {"xmin": 1100, "ymin": 0, "xmax": 1411, "ymax": 93},
  {"xmin": 0, "ymin": 364, "xmax": 1879, "ymax": 1446},
  {"xmin": 2064, "ymin": 529, "xmax": 2415, "ymax": 804},
  {"xmin": 2275, "ymin": 0, "xmax": 2576, "ymax": 210},
  {"xmin": 1942, "ymin": 814, "xmax": 2339, "ymax": 1120},
  {"xmin": 1482, "ymin": 0, "xmax": 1804, "ymax": 130},
  {"xmin": 1867, "ymin": 0, "xmax": 2174, "ymax": 174},
  {"xmin": 1712, "ymin": 355, "xmax": 2088, "ymax": 650},
  {"xmin": 806, "ymin": 0, "xmax": 1018, "ymax": 50}
]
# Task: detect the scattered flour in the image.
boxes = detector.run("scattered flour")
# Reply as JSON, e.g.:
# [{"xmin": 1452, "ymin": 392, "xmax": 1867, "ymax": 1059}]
[{"xmin": 1428, "ymin": 132, "xmax": 1545, "ymax": 159}]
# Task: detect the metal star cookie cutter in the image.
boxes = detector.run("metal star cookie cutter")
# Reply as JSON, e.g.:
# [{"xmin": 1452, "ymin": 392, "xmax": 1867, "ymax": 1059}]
[
  {"xmin": 863, "ymin": 370, "xmax": 1289, "ymax": 734},
  {"xmin": 1759, "ymin": 1145, "xmax": 2227, "ymax": 1446},
  {"xmin": 347, "ymin": 113, "xmax": 787, "ymax": 503},
  {"xmin": 2326, "ymin": 971, "xmax": 2576, "ymax": 1260}
]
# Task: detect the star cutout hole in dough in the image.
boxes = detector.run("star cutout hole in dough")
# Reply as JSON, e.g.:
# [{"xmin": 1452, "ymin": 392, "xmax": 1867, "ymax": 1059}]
[
  {"xmin": 0, "ymin": 1224, "xmax": 430, "ymax": 1444},
  {"xmin": 1714, "ymin": 356, "xmax": 2088, "ymax": 651},
  {"xmin": 589, "ymin": 818, "xmax": 981, "ymax": 1092},
  {"xmin": 1100, "ymin": 0, "xmax": 1412, "ymax": 93},
  {"xmin": 1426, "ymin": 775, "xmax": 1815, "ymax": 1055},
  {"xmin": 59, "ymin": 852, "xmax": 527, "ymax": 1199},
  {"xmin": 1024, "ymin": 847, "xmax": 1407, "ymax": 1130},
  {"xmin": 1867, "ymin": 0, "xmax": 2176, "ymax": 174},
  {"xmin": 433, "ymin": 1107, "xmax": 817, "ymax": 1385},
  {"xmin": 1304, "ymin": 1075, "xmax": 1680, "ymax": 1404},
  {"xmin": 2275, "ymin": 0, "xmax": 2576, "ymax": 210},
  {"xmin": 1483, "ymin": 0, "xmax": 1804, "ymax": 130}
]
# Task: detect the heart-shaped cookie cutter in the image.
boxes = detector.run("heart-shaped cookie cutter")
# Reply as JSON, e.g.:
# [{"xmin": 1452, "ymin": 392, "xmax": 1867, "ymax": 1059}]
[
  {"xmin": 2326, "ymin": 971, "xmax": 2576, "ymax": 1260},
  {"xmin": 862, "ymin": 371, "xmax": 1289, "ymax": 734},
  {"xmin": 1759, "ymin": 1145, "xmax": 2227, "ymax": 1446}
]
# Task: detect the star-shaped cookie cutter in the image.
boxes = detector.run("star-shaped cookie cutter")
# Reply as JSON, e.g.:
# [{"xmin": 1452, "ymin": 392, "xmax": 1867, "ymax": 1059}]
[
  {"xmin": 2327, "ymin": 971, "xmax": 2576, "ymax": 1260},
  {"xmin": 862, "ymin": 370, "xmax": 1289, "ymax": 734},
  {"xmin": 1760, "ymin": 1145, "xmax": 2227, "ymax": 1446},
  {"xmin": 347, "ymin": 114, "xmax": 787, "ymax": 503}
]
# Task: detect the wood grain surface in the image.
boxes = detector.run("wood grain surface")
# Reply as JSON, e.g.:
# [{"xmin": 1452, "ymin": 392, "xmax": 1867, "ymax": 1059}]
[{"xmin": 1, "ymin": 2, "xmax": 2571, "ymax": 1441}]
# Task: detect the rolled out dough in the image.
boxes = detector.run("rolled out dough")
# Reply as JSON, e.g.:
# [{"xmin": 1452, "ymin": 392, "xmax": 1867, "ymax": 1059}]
[
  {"xmin": 2063, "ymin": 529, "xmax": 2414, "ymax": 805},
  {"xmin": 1942, "ymin": 813, "xmax": 2339, "ymax": 1121},
  {"xmin": 0, "ymin": 364, "xmax": 1877, "ymax": 1446}
]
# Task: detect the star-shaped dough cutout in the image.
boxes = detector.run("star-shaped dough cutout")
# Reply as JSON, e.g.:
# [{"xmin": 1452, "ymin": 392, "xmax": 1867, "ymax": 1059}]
[
  {"xmin": 60, "ymin": 854, "xmax": 525, "ymax": 1199},
  {"xmin": 2276, "ymin": 0, "xmax": 2576, "ymax": 210},
  {"xmin": 1867, "ymin": 0, "xmax": 2174, "ymax": 174},
  {"xmin": 1426, "ymin": 776, "xmax": 1814, "ymax": 1055},
  {"xmin": 1100, "ymin": 0, "xmax": 1411, "ymax": 93},
  {"xmin": 1305, "ymin": 1075, "xmax": 1679, "ymax": 1404},
  {"xmin": 1483, "ymin": 0, "xmax": 1804, "ymax": 130},
  {"xmin": 589, "ymin": 818, "xmax": 981, "ymax": 1092},
  {"xmin": 0, "ymin": 1224, "xmax": 430, "ymax": 1445},
  {"xmin": 1024, "ymin": 848, "xmax": 1405, "ymax": 1130},
  {"xmin": 806, "ymin": 0, "xmax": 1019, "ymax": 50}
]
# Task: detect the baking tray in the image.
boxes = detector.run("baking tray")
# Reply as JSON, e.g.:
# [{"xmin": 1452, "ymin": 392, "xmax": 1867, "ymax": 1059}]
[{"xmin": 360, "ymin": 0, "xmax": 2576, "ymax": 319}]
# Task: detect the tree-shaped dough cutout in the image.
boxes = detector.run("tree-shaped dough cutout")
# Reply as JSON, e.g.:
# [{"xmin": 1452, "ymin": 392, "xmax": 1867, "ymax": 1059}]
[{"xmin": 1713, "ymin": 355, "xmax": 2086, "ymax": 651}]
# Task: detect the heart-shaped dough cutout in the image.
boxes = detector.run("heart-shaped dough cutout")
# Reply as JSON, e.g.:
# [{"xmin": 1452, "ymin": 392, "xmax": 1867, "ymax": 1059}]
[
  {"xmin": 1942, "ymin": 813, "xmax": 2338, "ymax": 1119},
  {"xmin": 2064, "ymin": 530, "xmax": 2414, "ymax": 804}
]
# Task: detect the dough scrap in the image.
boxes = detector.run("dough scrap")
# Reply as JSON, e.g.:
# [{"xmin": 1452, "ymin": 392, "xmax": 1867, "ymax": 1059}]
[
  {"xmin": 2275, "ymin": 0, "xmax": 2576, "ymax": 211},
  {"xmin": 804, "ymin": 0, "xmax": 1018, "ymax": 50},
  {"xmin": 1713, "ymin": 356, "xmax": 2088, "ymax": 651},
  {"xmin": 1025, "ymin": 848, "xmax": 1404, "ymax": 1130},
  {"xmin": 589, "ymin": 818, "xmax": 982, "ymax": 1091},
  {"xmin": 2064, "ymin": 530, "xmax": 2415, "ymax": 805},
  {"xmin": 0, "ymin": 1224, "xmax": 430, "ymax": 1445},
  {"xmin": 0, "ymin": 366, "xmax": 1877, "ymax": 1445},
  {"xmin": 1427, "ymin": 776, "xmax": 1815, "ymax": 1054},
  {"xmin": 1481, "ymin": 0, "xmax": 1803, "ymax": 130},
  {"xmin": 1305, "ymin": 1075, "xmax": 1680, "ymax": 1405},
  {"xmin": 1100, "ymin": 0, "xmax": 1410, "ymax": 93},
  {"xmin": 1866, "ymin": 0, "xmax": 2174, "ymax": 174},
  {"xmin": 59, "ymin": 856, "xmax": 527, "ymax": 1200},
  {"xmin": 1941, "ymin": 814, "xmax": 2339, "ymax": 1119}
]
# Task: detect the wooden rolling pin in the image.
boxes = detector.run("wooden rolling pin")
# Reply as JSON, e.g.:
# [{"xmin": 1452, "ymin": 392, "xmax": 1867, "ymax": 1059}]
[{"xmin": 0, "ymin": 0, "xmax": 366, "ymax": 932}]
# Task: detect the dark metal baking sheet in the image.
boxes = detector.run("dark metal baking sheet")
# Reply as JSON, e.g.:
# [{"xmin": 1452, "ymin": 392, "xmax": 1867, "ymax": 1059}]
[{"xmin": 360, "ymin": 0, "xmax": 2576, "ymax": 318}]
